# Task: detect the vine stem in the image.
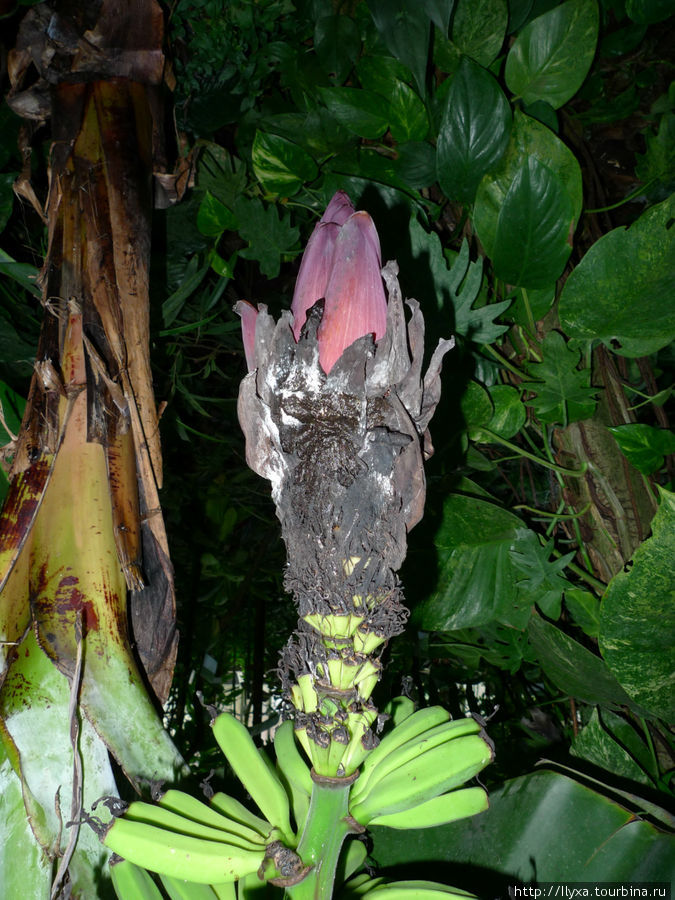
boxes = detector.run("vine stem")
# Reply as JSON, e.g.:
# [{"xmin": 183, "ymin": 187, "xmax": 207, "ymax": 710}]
[
  {"xmin": 285, "ymin": 780, "xmax": 355, "ymax": 899},
  {"xmin": 477, "ymin": 427, "xmax": 587, "ymax": 477}
]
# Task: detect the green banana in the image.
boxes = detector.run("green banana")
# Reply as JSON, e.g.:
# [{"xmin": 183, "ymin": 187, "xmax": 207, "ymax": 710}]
[
  {"xmin": 210, "ymin": 883, "xmax": 238, "ymax": 900},
  {"xmin": 350, "ymin": 733, "xmax": 493, "ymax": 823},
  {"xmin": 349, "ymin": 718, "xmax": 481, "ymax": 805},
  {"xmin": 158, "ymin": 790, "xmax": 272, "ymax": 846},
  {"xmin": 123, "ymin": 801, "xmax": 265, "ymax": 851},
  {"xmin": 102, "ymin": 815, "xmax": 264, "ymax": 884},
  {"xmin": 209, "ymin": 792, "xmax": 274, "ymax": 840},
  {"xmin": 367, "ymin": 785, "xmax": 488, "ymax": 829},
  {"xmin": 211, "ymin": 713, "xmax": 294, "ymax": 843},
  {"xmin": 352, "ymin": 707, "xmax": 450, "ymax": 801},
  {"xmin": 365, "ymin": 881, "xmax": 475, "ymax": 897},
  {"xmin": 159, "ymin": 873, "xmax": 222, "ymax": 899},
  {"xmin": 110, "ymin": 857, "xmax": 163, "ymax": 900},
  {"xmin": 273, "ymin": 720, "xmax": 312, "ymax": 829}
]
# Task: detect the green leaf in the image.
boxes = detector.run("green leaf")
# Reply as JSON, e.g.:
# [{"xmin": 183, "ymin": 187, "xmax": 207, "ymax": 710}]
[
  {"xmin": 528, "ymin": 614, "xmax": 643, "ymax": 712},
  {"xmin": 366, "ymin": 0, "xmax": 431, "ymax": 95},
  {"xmin": 414, "ymin": 492, "xmax": 532, "ymax": 630},
  {"xmin": 251, "ymin": 131, "xmax": 318, "ymax": 196},
  {"xmin": 314, "ymin": 15, "xmax": 360, "ymax": 83},
  {"xmin": 474, "ymin": 111, "xmax": 582, "ymax": 288},
  {"xmin": 522, "ymin": 330, "xmax": 598, "ymax": 426},
  {"xmin": 564, "ymin": 587, "xmax": 601, "ymax": 639},
  {"xmin": 408, "ymin": 222, "xmax": 511, "ymax": 343},
  {"xmin": 387, "ymin": 81, "xmax": 429, "ymax": 143},
  {"xmin": 599, "ymin": 488, "xmax": 675, "ymax": 722},
  {"xmin": 0, "ymin": 248, "xmax": 40, "ymax": 298},
  {"xmin": 370, "ymin": 769, "xmax": 675, "ymax": 880},
  {"xmin": 492, "ymin": 156, "xmax": 575, "ymax": 287},
  {"xmin": 234, "ymin": 197, "xmax": 300, "ymax": 279},
  {"xmin": 395, "ymin": 141, "xmax": 437, "ymax": 188},
  {"xmin": 436, "ymin": 56, "xmax": 512, "ymax": 205},
  {"xmin": 451, "ymin": 0, "xmax": 509, "ymax": 67},
  {"xmin": 162, "ymin": 254, "xmax": 211, "ymax": 327},
  {"xmin": 608, "ymin": 423, "xmax": 675, "ymax": 475},
  {"xmin": 484, "ymin": 384, "xmax": 526, "ymax": 439},
  {"xmin": 635, "ymin": 112, "xmax": 675, "ymax": 203},
  {"xmin": 423, "ymin": 0, "xmax": 455, "ymax": 33},
  {"xmin": 505, "ymin": 0, "xmax": 599, "ymax": 109},
  {"xmin": 571, "ymin": 709, "xmax": 656, "ymax": 787},
  {"xmin": 461, "ymin": 380, "xmax": 494, "ymax": 439},
  {"xmin": 510, "ymin": 528, "xmax": 574, "ymax": 619},
  {"xmin": 0, "ymin": 172, "xmax": 16, "ymax": 234},
  {"xmin": 196, "ymin": 142, "xmax": 247, "ymax": 209},
  {"xmin": 558, "ymin": 195, "xmax": 675, "ymax": 357},
  {"xmin": 197, "ymin": 191, "xmax": 238, "ymax": 237},
  {"xmin": 318, "ymin": 87, "xmax": 389, "ymax": 140},
  {"xmin": 625, "ymin": 0, "xmax": 675, "ymax": 23}
]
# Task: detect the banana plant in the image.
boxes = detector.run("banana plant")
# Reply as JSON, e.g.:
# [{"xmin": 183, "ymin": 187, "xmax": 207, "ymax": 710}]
[
  {"xmin": 0, "ymin": 1, "xmax": 185, "ymax": 895},
  {"xmin": 98, "ymin": 194, "xmax": 493, "ymax": 898}
]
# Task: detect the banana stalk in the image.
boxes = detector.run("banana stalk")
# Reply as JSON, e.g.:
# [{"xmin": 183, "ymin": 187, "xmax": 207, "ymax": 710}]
[{"xmin": 1, "ymin": 2, "xmax": 184, "ymax": 894}]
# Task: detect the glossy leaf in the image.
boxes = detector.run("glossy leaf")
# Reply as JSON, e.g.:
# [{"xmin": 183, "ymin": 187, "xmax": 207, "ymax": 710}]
[
  {"xmin": 423, "ymin": 0, "xmax": 455, "ymax": 33},
  {"xmin": 197, "ymin": 191, "xmax": 238, "ymax": 237},
  {"xmin": 251, "ymin": 131, "xmax": 318, "ymax": 196},
  {"xmin": 571, "ymin": 709, "xmax": 656, "ymax": 787},
  {"xmin": 625, "ymin": 0, "xmax": 675, "ymax": 23},
  {"xmin": 484, "ymin": 384, "xmax": 526, "ymax": 440},
  {"xmin": 528, "ymin": 614, "xmax": 643, "ymax": 712},
  {"xmin": 599, "ymin": 489, "xmax": 675, "ymax": 722},
  {"xmin": 608, "ymin": 423, "xmax": 675, "ymax": 475},
  {"xmin": 451, "ymin": 0, "xmax": 508, "ymax": 67},
  {"xmin": 564, "ymin": 588, "xmax": 601, "ymax": 639},
  {"xmin": 414, "ymin": 492, "xmax": 532, "ymax": 630},
  {"xmin": 437, "ymin": 56, "xmax": 512, "ymax": 204},
  {"xmin": 388, "ymin": 81, "xmax": 429, "ymax": 143},
  {"xmin": 474, "ymin": 111, "xmax": 582, "ymax": 288},
  {"xmin": 522, "ymin": 330, "xmax": 598, "ymax": 425},
  {"xmin": 319, "ymin": 88, "xmax": 389, "ymax": 140},
  {"xmin": 370, "ymin": 769, "xmax": 675, "ymax": 880},
  {"xmin": 365, "ymin": 0, "xmax": 431, "ymax": 95},
  {"xmin": 314, "ymin": 15, "xmax": 360, "ymax": 83},
  {"xmin": 395, "ymin": 141, "xmax": 437, "ymax": 188},
  {"xmin": 505, "ymin": 0, "xmax": 599, "ymax": 109},
  {"xmin": 559, "ymin": 195, "xmax": 675, "ymax": 356}
]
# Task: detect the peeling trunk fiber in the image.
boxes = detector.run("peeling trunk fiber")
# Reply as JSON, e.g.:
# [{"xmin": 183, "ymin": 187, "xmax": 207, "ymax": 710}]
[
  {"xmin": 0, "ymin": 3, "xmax": 183, "ymax": 895},
  {"xmin": 554, "ymin": 346, "xmax": 657, "ymax": 583}
]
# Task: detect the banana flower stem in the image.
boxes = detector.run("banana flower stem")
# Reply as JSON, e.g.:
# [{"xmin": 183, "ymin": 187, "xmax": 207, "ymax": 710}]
[{"xmin": 286, "ymin": 779, "xmax": 356, "ymax": 900}]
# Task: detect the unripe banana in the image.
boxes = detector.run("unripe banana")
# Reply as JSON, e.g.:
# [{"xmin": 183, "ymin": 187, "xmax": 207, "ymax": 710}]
[
  {"xmin": 123, "ymin": 801, "xmax": 264, "ymax": 851},
  {"xmin": 210, "ymin": 883, "xmax": 237, "ymax": 900},
  {"xmin": 209, "ymin": 792, "xmax": 272, "ymax": 840},
  {"xmin": 102, "ymin": 816, "xmax": 264, "ymax": 884},
  {"xmin": 353, "ymin": 707, "xmax": 450, "ymax": 801},
  {"xmin": 367, "ymin": 785, "xmax": 488, "ymax": 829},
  {"xmin": 351, "ymin": 733, "xmax": 493, "ymax": 822},
  {"xmin": 110, "ymin": 857, "xmax": 163, "ymax": 900},
  {"xmin": 159, "ymin": 873, "xmax": 222, "ymax": 899},
  {"xmin": 350, "ymin": 718, "xmax": 481, "ymax": 805},
  {"xmin": 211, "ymin": 713, "xmax": 294, "ymax": 843},
  {"xmin": 158, "ymin": 790, "xmax": 270, "ymax": 846},
  {"xmin": 364, "ymin": 882, "xmax": 475, "ymax": 898},
  {"xmin": 365, "ymin": 881, "xmax": 475, "ymax": 900},
  {"xmin": 274, "ymin": 720, "xmax": 312, "ymax": 829}
]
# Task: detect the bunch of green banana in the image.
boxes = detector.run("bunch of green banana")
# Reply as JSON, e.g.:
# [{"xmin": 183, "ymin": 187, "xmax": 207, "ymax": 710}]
[
  {"xmin": 342, "ymin": 873, "xmax": 476, "ymax": 898},
  {"xmin": 109, "ymin": 856, "xmax": 239, "ymax": 900},
  {"xmin": 104, "ymin": 712, "xmax": 313, "ymax": 895},
  {"xmin": 102, "ymin": 792, "xmax": 267, "ymax": 884},
  {"xmin": 348, "ymin": 706, "xmax": 493, "ymax": 828}
]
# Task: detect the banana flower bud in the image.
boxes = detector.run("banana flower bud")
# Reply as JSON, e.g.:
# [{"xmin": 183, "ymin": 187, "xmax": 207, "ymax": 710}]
[
  {"xmin": 236, "ymin": 192, "xmax": 454, "ymax": 774},
  {"xmin": 240, "ymin": 191, "xmax": 387, "ymax": 375}
]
